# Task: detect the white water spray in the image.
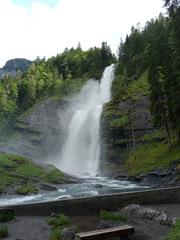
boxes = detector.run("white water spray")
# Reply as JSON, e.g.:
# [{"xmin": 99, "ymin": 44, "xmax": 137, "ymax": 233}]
[{"xmin": 59, "ymin": 64, "xmax": 115, "ymax": 177}]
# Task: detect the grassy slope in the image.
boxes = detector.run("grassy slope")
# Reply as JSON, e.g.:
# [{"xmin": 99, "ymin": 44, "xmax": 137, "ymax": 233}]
[
  {"xmin": 126, "ymin": 142, "xmax": 180, "ymax": 175},
  {"xmin": 0, "ymin": 153, "xmax": 64, "ymax": 193}
]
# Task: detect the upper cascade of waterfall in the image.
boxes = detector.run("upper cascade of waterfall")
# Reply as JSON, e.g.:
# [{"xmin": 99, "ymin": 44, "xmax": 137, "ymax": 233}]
[
  {"xmin": 57, "ymin": 64, "xmax": 115, "ymax": 177},
  {"xmin": 99, "ymin": 64, "xmax": 115, "ymax": 103}
]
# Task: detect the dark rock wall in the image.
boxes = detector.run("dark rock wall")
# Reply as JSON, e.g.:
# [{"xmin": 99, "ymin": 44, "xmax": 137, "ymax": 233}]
[
  {"xmin": 0, "ymin": 98, "xmax": 71, "ymax": 162},
  {"xmin": 100, "ymin": 96, "xmax": 154, "ymax": 176},
  {"xmin": 0, "ymin": 93, "xmax": 153, "ymax": 175}
]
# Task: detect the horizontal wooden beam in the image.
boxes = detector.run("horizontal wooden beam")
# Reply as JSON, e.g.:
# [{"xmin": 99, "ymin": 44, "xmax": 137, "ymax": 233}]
[{"xmin": 77, "ymin": 225, "xmax": 134, "ymax": 240}]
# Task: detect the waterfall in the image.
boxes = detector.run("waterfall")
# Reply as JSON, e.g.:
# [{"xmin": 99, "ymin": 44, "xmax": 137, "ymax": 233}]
[{"xmin": 59, "ymin": 64, "xmax": 115, "ymax": 177}]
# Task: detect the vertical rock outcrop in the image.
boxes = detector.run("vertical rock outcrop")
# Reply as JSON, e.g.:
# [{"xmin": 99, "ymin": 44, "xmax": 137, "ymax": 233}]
[{"xmin": 100, "ymin": 96, "xmax": 154, "ymax": 176}]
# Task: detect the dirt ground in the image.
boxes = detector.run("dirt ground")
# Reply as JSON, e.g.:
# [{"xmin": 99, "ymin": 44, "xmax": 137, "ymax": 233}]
[{"xmin": 3, "ymin": 204, "xmax": 180, "ymax": 240}]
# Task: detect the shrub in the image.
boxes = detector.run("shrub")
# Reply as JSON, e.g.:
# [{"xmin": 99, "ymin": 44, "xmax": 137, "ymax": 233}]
[
  {"xmin": 47, "ymin": 213, "xmax": 70, "ymax": 240},
  {"xmin": 49, "ymin": 226, "xmax": 63, "ymax": 240},
  {"xmin": 0, "ymin": 210, "xmax": 15, "ymax": 222},
  {"xmin": 47, "ymin": 214, "xmax": 69, "ymax": 227},
  {"xmin": 165, "ymin": 219, "xmax": 180, "ymax": 240},
  {"xmin": 0, "ymin": 225, "xmax": 8, "ymax": 238},
  {"xmin": 100, "ymin": 210, "xmax": 127, "ymax": 222}
]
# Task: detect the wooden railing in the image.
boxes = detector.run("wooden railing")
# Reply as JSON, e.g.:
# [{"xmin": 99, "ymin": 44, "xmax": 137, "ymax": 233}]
[{"xmin": 76, "ymin": 225, "xmax": 134, "ymax": 240}]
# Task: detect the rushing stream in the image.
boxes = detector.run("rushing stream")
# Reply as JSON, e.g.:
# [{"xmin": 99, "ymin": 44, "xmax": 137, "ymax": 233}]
[{"xmin": 0, "ymin": 177, "xmax": 148, "ymax": 206}]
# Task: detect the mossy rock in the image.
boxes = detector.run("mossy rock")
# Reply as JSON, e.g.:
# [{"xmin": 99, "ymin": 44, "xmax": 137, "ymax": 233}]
[
  {"xmin": 0, "ymin": 153, "xmax": 65, "ymax": 193},
  {"xmin": 110, "ymin": 115, "xmax": 130, "ymax": 128},
  {"xmin": 16, "ymin": 183, "xmax": 38, "ymax": 195},
  {"xmin": 41, "ymin": 169, "xmax": 64, "ymax": 184},
  {"xmin": 15, "ymin": 163, "xmax": 44, "ymax": 178}
]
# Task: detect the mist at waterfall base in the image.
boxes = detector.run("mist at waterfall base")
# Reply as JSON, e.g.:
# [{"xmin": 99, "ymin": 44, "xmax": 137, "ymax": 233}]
[{"xmin": 0, "ymin": 65, "xmax": 148, "ymax": 207}]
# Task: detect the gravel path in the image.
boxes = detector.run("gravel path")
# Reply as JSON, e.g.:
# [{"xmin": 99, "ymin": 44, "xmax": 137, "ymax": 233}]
[
  {"xmin": 3, "ymin": 204, "xmax": 180, "ymax": 240},
  {"xmin": 4, "ymin": 216, "xmax": 51, "ymax": 240}
]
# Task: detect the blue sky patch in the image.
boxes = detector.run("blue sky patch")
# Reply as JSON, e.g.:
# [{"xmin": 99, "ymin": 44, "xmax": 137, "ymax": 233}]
[{"xmin": 11, "ymin": 0, "xmax": 59, "ymax": 8}]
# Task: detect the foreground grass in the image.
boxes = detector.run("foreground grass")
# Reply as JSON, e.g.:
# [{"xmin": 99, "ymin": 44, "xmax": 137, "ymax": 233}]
[
  {"xmin": 0, "ymin": 153, "xmax": 64, "ymax": 193},
  {"xmin": 0, "ymin": 225, "xmax": 8, "ymax": 239},
  {"xmin": 126, "ymin": 142, "xmax": 180, "ymax": 176},
  {"xmin": 100, "ymin": 210, "xmax": 127, "ymax": 222},
  {"xmin": 47, "ymin": 214, "xmax": 70, "ymax": 240},
  {"xmin": 165, "ymin": 219, "xmax": 180, "ymax": 240}
]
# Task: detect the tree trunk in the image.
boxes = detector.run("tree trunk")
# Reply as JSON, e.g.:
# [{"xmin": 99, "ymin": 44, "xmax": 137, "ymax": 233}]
[
  {"xmin": 131, "ymin": 126, "xmax": 136, "ymax": 151},
  {"xmin": 165, "ymin": 123, "xmax": 173, "ymax": 151}
]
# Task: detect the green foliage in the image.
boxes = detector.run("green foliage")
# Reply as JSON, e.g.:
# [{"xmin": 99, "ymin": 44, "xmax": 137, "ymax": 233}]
[
  {"xmin": 126, "ymin": 142, "xmax": 180, "ymax": 175},
  {"xmin": 110, "ymin": 116, "xmax": 130, "ymax": 128},
  {"xmin": 100, "ymin": 210, "xmax": 127, "ymax": 222},
  {"xmin": 165, "ymin": 219, "xmax": 180, "ymax": 240},
  {"xmin": 15, "ymin": 163, "xmax": 44, "ymax": 178},
  {"xmin": 47, "ymin": 214, "xmax": 69, "ymax": 227},
  {"xmin": 47, "ymin": 213, "xmax": 70, "ymax": 240},
  {"xmin": 126, "ymin": 72, "xmax": 149, "ymax": 100},
  {"xmin": 49, "ymin": 226, "xmax": 63, "ymax": 240},
  {"xmin": 103, "ymin": 102, "xmax": 120, "ymax": 119},
  {"xmin": 141, "ymin": 130, "xmax": 166, "ymax": 142},
  {"xmin": 0, "ymin": 210, "xmax": 15, "ymax": 223},
  {"xmin": 0, "ymin": 225, "xmax": 8, "ymax": 239},
  {"xmin": 0, "ymin": 43, "xmax": 114, "ymax": 125},
  {"xmin": 0, "ymin": 153, "xmax": 64, "ymax": 191},
  {"xmin": 0, "ymin": 170, "xmax": 17, "ymax": 190},
  {"xmin": 41, "ymin": 169, "xmax": 64, "ymax": 184},
  {"xmin": 103, "ymin": 71, "xmax": 150, "ymax": 132},
  {"xmin": 115, "ymin": 8, "xmax": 180, "ymax": 147},
  {"xmin": 16, "ymin": 183, "xmax": 38, "ymax": 195}
]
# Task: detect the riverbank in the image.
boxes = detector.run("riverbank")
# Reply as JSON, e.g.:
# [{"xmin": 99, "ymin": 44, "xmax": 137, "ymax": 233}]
[
  {"xmin": 0, "ymin": 152, "xmax": 79, "ymax": 195},
  {"xmin": 1, "ymin": 187, "xmax": 180, "ymax": 239}
]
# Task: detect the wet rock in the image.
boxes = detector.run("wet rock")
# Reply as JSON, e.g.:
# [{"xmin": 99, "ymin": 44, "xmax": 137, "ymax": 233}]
[
  {"xmin": 39, "ymin": 184, "xmax": 57, "ymax": 191},
  {"xmin": 95, "ymin": 184, "xmax": 103, "ymax": 188},
  {"xmin": 133, "ymin": 166, "xmax": 178, "ymax": 187},
  {"xmin": 155, "ymin": 213, "xmax": 173, "ymax": 226}
]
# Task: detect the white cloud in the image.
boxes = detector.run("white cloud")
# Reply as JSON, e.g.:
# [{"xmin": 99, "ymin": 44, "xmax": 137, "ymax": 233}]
[{"xmin": 0, "ymin": 0, "xmax": 165, "ymax": 67}]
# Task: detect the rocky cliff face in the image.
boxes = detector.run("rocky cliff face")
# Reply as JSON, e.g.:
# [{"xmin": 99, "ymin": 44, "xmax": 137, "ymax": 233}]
[
  {"xmin": 0, "ymin": 97, "xmax": 71, "ymax": 163},
  {"xmin": 100, "ymin": 96, "xmax": 154, "ymax": 176},
  {"xmin": 0, "ymin": 58, "xmax": 32, "ymax": 78},
  {"xmin": 0, "ymin": 93, "xmax": 154, "ymax": 175}
]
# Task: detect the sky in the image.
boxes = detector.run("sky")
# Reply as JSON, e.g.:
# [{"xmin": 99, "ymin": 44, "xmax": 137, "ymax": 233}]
[{"xmin": 0, "ymin": 0, "xmax": 165, "ymax": 68}]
